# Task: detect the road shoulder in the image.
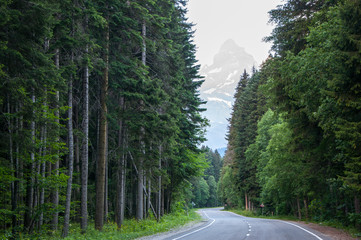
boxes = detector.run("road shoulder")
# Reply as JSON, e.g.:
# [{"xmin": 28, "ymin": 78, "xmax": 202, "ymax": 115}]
[
  {"xmin": 136, "ymin": 210, "xmax": 211, "ymax": 240},
  {"xmin": 293, "ymin": 221, "xmax": 357, "ymax": 240}
]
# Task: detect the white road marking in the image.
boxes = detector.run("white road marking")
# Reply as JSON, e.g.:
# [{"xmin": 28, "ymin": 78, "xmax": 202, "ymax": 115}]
[
  {"xmin": 225, "ymin": 210, "xmax": 323, "ymax": 240},
  {"xmin": 280, "ymin": 221, "xmax": 323, "ymax": 240},
  {"xmin": 172, "ymin": 211, "xmax": 216, "ymax": 240}
]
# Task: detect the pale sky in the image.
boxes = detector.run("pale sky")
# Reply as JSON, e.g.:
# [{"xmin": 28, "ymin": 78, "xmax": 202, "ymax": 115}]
[{"xmin": 187, "ymin": 0, "xmax": 283, "ymax": 67}]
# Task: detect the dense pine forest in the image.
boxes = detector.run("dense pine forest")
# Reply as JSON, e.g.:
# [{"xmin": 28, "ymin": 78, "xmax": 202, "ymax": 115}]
[
  {"xmin": 220, "ymin": 0, "xmax": 361, "ymax": 230},
  {"xmin": 0, "ymin": 0, "xmax": 213, "ymax": 238},
  {"xmin": 2, "ymin": 0, "xmax": 361, "ymax": 238}
]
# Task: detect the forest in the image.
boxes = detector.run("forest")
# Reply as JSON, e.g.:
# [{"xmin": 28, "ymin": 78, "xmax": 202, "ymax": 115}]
[
  {"xmin": 0, "ymin": 0, "xmax": 215, "ymax": 238},
  {"xmin": 220, "ymin": 0, "xmax": 361, "ymax": 230}
]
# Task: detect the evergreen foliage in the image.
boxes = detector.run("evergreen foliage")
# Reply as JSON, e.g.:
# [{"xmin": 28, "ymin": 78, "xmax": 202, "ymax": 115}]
[
  {"xmin": 0, "ymin": 0, "xmax": 207, "ymax": 237},
  {"xmin": 220, "ymin": 0, "xmax": 361, "ymax": 230},
  {"xmin": 189, "ymin": 147, "xmax": 223, "ymax": 208}
]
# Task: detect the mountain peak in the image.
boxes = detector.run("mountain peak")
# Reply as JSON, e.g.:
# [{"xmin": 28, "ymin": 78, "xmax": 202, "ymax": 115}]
[
  {"xmin": 200, "ymin": 40, "xmax": 257, "ymax": 150},
  {"xmin": 220, "ymin": 39, "xmax": 241, "ymax": 52},
  {"xmin": 213, "ymin": 39, "xmax": 254, "ymax": 67}
]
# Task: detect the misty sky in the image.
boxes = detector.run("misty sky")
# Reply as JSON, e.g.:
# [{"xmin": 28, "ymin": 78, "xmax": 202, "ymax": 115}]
[{"xmin": 187, "ymin": 0, "xmax": 283, "ymax": 67}]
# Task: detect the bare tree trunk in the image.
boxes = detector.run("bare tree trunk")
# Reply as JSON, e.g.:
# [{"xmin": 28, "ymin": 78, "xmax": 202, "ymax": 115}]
[
  {"xmin": 62, "ymin": 56, "xmax": 75, "ymax": 238},
  {"xmin": 120, "ymin": 144, "xmax": 126, "ymax": 224},
  {"xmin": 80, "ymin": 43, "xmax": 89, "ymax": 233},
  {"xmin": 144, "ymin": 175, "xmax": 147, "ymax": 217},
  {"xmin": 128, "ymin": 171, "xmax": 134, "ymax": 217},
  {"xmin": 52, "ymin": 49, "xmax": 60, "ymax": 231},
  {"xmin": 95, "ymin": 19, "xmax": 109, "ymax": 230},
  {"xmin": 38, "ymin": 39, "xmax": 49, "ymax": 231},
  {"xmin": 115, "ymin": 97, "xmax": 125, "ymax": 228},
  {"xmin": 105, "ymin": 147, "xmax": 108, "ymax": 222},
  {"xmin": 245, "ymin": 193, "xmax": 248, "ymax": 210},
  {"xmin": 304, "ymin": 198, "xmax": 309, "ymax": 220},
  {"xmin": 39, "ymin": 123, "xmax": 47, "ymax": 228},
  {"xmin": 147, "ymin": 172, "xmax": 151, "ymax": 217},
  {"xmin": 296, "ymin": 197, "xmax": 302, "ymax": 220},
  {"xmin": 24, "ymin": 93, "xmax": 36, "ymax": 232},
  {"xmin": 74, "ymin": 118, "xmax": 80, "ymax": 207},
  {"xmin": 136, "ymin": 157, "xmax": 144, "ymax": 220},
  {"xmin": 161, "ymin": 188, "xmax": 164, "ymax": 217},
  {"xmin": 8, "ymin": 99, "xmax": 17, "ymax": 231},
  {"xmin": 157, "ymin": 145, "xmax": 162, "ymax": 221},
  {"xmin": 137, "ymin": 20, "xmax": 147, "ymax": 221},
  {"xmin": 16, "ymin": 104, "xmax": 23, "ymax": 226}
]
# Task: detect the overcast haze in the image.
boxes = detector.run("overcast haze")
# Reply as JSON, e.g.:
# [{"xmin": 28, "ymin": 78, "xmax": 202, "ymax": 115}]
[
  {"xmin": 187, "ymin": 0, "xmax": 284, "ymax": 151},
  {"xmin": 187, "ymin": 0, "xmax": 283, "ymax": 67}
]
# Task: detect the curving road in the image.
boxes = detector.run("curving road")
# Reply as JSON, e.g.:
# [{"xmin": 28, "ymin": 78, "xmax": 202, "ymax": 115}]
[{"xmin": 164, "ymin": 208, "xmax": 331, "ymax": 240}]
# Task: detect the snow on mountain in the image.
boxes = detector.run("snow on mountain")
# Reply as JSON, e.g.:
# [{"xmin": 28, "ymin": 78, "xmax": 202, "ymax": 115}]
[
  {"xmin": 207, "ymin": 97, "xmax": 232, "ymax": 108},
  {"xmin": 203, "ymin": 88, "xmax": 216, "ymax": 94},
  {"xmin": 200, "ymin": 39, "xmax": 256, "ymax": 150}
]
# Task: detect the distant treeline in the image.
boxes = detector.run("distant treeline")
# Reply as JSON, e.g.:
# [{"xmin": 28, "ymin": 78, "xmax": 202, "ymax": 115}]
[
  {"xmin": 220, "ymin": 0, "xmax": 361, "ymax": 228},
  {"xmin": 188, "ymin": 147, "xmax": 223, "ymax": 209}
]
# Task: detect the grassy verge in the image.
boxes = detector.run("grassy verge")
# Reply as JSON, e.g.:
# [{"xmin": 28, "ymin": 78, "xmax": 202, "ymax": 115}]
[
  {"xmin": 2, "ymin": 210, "xmax": 202, "ymax": 240},
  {"xmin": 227, "ymin": 208, "xmax": 298, "ymax": 221},
  {"xmin": 226, "ymin": 208, "xmax": 361, "ymax": 238}
]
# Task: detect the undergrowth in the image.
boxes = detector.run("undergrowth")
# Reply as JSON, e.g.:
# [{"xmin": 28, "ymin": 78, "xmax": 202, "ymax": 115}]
[{"xmin": 1, "ymin": 210, "xmax": 201, "ymax": 240}]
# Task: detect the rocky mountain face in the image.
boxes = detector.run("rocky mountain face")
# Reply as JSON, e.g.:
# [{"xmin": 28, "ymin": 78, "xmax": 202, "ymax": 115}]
[{"xmin": 200, "ymin": 39, "xmax": 256, "ymax": 150}]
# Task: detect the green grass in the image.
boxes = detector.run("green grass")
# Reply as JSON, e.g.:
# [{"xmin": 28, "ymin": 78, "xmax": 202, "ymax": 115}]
[
  {"xmin": 1, "ymin": 210, "xmax": 202, "ymax": 240},
  {"xmin": 227, "ymin": 208, "xmax": 298, "ymax": 221}
]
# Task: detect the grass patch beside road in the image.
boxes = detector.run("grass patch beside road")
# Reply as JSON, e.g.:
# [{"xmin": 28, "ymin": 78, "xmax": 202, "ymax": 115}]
[
  {"xmin": 226, "ymin": 208, "xmax": 360, "ymax": 238},
  {"xmin": 65, "ymin": 210, "xmax": 201, "ymax": 240},
  {"xmin": 3, "ymin": 210, "xmax": 201, "ymax": 240}
]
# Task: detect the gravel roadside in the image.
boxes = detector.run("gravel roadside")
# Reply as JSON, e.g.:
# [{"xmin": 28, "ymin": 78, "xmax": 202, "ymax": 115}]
[{"xmin": 294, "ymin": 222, "xmax": 359, "ymax": 240}]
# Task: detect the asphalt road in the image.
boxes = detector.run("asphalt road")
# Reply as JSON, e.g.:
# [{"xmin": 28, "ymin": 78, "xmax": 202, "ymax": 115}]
[{"xmin": 164, "ymin": 208, "xmax": 332, "ymax": 240}]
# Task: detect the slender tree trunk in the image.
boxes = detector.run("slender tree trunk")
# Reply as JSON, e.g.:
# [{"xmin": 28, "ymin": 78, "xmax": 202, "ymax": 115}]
[
  {"xmin": 147, "ymin": 172, "xmax": 151, "ymax": 217},
  {"xmin": 141, "ymin": 21, "xmax": 146, "ymax": 66},
  {"xmin": 105, "ymin": 147, "xmax": 108, "ymax": 222},
  {"xmin": 14, "ymin": 105, "xmax": 20, "ymax": 229},
  {"xmin": 62, "ymin": 55, "xmax": 75, "ymax": 237},
  {"xmin": 80, "ymin": 44, "xmax": 89, "ymax": 233},
  {"xmin": 39, "ymin": 123, "xmax": 47, "ymax": 228},
  {"xmin": 245, "ymin": 193, "xmax": 248, "ymax": 210},
  {"xmin": 137, "ymin": 20, "xmax": 147, "ymax": 221},
  {"xmin": 95, "ymin": 19, "xmax": 109, "ymax": 230},
  {"xmin": 24, "ymin": 93, "xmax": 36, "ymax": 232},
  {"xmin": 8, "ymin": 99, "xmax": 17, "ymax": 231},
  {"xmin": 115, "ymin": 97, "xmax": 125, "ymax": 228},
  {"xmin": 157, "ymin": 145, "xmax": 162, "ymax": 221},
  {"xmin": 38, "ymin": 39, "xmax": 49, "ymax": 231},
  {"xmin": 17, "ymin": 104, "xmax": 23, "ymax": 226},
  {"xmin": 136, "ymin": 157, "xmax": 144, "ymax": 220},
  {"xmin": 161, "ymin": 188, "xmax": 164, "ymax": 217},
  {"xmin": 143, "ymin": 175, "xmax": 147, "ymax": 217},
  {"xmin": 129, "ymin": 171, "xmax": 134, "ymax": 217},
  {"xmin": 120, "ymin": 142, "xmax": 126, "ymax": 224},
  {"xmin": 303, "ymin": 198, "xmax": 309, "ymax": 220},
  {"xmin": 74, "ymin": 118, "xmax": 80, "ymax": 207},
  {"xmin": 52, "ymin": 49, "xmax": 60, "ymax": 231},
  {"xmin": 296, "ymin": 197, "xmax": 302, "ymax": 220}
]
